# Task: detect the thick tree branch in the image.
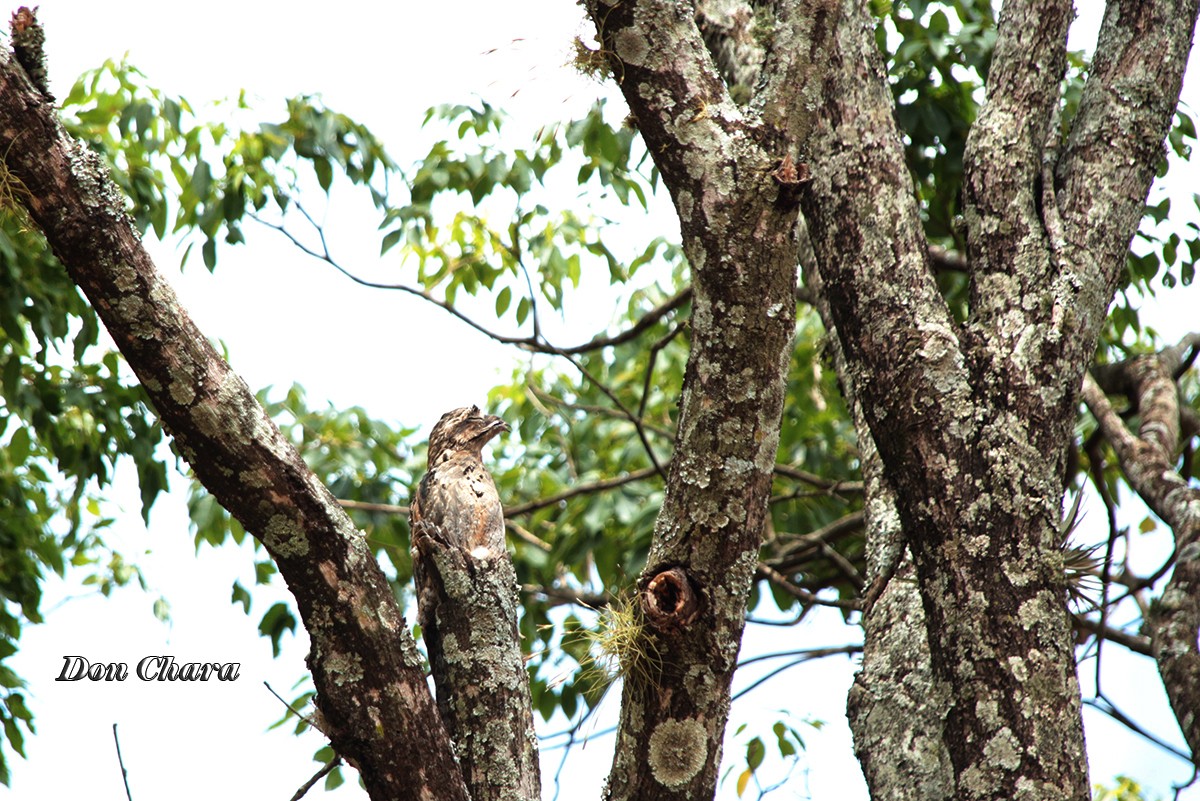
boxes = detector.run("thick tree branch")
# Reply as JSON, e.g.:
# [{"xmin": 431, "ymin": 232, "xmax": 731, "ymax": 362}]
[
  {"xmin": 801, "ymin": 3, "xmax": 1101, "ymax": 799},
  {"xmin": 410, "ymin": 520, "xmax": 541, "ymax": 801},
  {"xmin": 1082, "ymin": 368, "xmax": 1200, "ymax": 755},
  {"xmin": 1071, "ymin": 614, "xmax": 1152, "ymax": 656},
  {"xmin": 962, "ymin": 0, "xmax": 1070, "ymax": 316},
  {"xmin": 803, "ymin": 228, "xmax": 954, "ymax": 801},
  {"xmin": 1057, "ymin": 0, "xmax": 1200, "ymax": 365},
  {"xmin": 754, "ymin": 0, "xmax": 840, "ymax": 149},
  {"xmin": 0, "ymin": 43, "xmax": 466, "ymax": 801}
]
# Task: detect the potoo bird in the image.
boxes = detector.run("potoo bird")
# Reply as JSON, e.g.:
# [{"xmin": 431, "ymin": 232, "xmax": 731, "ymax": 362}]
[{"xmin": 410, "ymin": 405, "xmax": 509, "ymax": 559}]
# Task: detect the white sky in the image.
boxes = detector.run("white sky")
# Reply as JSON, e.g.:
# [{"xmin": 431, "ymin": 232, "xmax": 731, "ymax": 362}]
[{"xmin": 6, "ymin": 2, "xmax": 1200, "ymax": 800}]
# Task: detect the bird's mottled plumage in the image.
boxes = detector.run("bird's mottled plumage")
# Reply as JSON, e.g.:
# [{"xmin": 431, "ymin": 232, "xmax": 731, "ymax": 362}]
[{"xmin": 410, "ymin": 405, "xmax": 509, "ymax": 558}]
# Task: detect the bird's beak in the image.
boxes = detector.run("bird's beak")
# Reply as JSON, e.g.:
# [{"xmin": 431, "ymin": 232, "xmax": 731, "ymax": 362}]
[{"xmin": 471, "ymin": 415, "xmax": 509, "ymax": 445}]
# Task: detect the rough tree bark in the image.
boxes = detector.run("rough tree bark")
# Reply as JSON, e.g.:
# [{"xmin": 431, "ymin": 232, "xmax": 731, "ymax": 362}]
[
  {"xmin": 582, "ymin": 1, "xmax": 839, "ymax": 798},
  {"xmin": 798, "ymin": 1, "xmax": 1199, "ymax": 800},
  {"xmin": 1083, "ymin": 336, "xmax": 1200, "ymax": 755},
  {"xmin": 805, "ymin": 251, "xmax": 954, "ymax": 801},
  {"xmin": 645, "ymin": 0, "xmax": 1200, "ymax": 800},
  {"xmin": 0, "ymin": 31, "xmax": 473, "ymax": 801},
  {"xmin": 7, "ymin": 1, "xmax": 1200, "ymax": 799}
]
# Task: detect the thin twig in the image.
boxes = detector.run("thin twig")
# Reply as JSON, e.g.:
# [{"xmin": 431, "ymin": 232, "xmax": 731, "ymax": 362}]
[
  {"xmin": 112, "ymin": 723, "xmax": 133, "ymax": 801},
  {"xmin": 506, "ymin": 519, "xmax": 553, "ymax": 551},
  {"xmin": 1084, "ymin": 694, "xmax": 1195, "ymax": 764},
  {"xmin": 1071, "ymin": 614, "xmax": 1152, "ymax": 655},
  {"xmin": 290, "ymin": 759, "xmax": 343, "ymax": 801},
  {"xmin": 565, "ymin": 287, "xmax": 691, "ymax": 356},
  {"xmin": 550, "ymin": 347, "xmax": 669, "ymax": 480},
  {"xmin": 771, "ymin": 510, "xmax": 865, "ymax": 571},
  {"xmin": 737, "ymin": 644, "xmax": 861, "ymax": 669},
  {"xmin": 637, "ymin": 322, "xmax": 685, "ymax": 420},
  {"xmin": 264, "ymin": 681, "xmax": 317, "ymax": 731},
  {"xmin": 732, "ymin": 646, "xmax": 858, "ymax": 702},
  {"xmin": 338, "ymin": 498, "xmax": 408, "ymax": 515},
  {"xmin": 755, "ymin": 562, "xmax": 860, "ymax": 611},
  {"xmin": 529, "ymin": 385, "xmax": 677, "ymax": 440},
  {"xmin": 505, "ymin": 466, "xmax": 661, "ymax": 517},
  {"xmin": 521, "ymin": 584, "xmax": 612, "ymax": 608},
  {"xmin": 772, "ymin": 463, "xmax": 863, "ymax": 496},
  {"xmin": 254, "ymin": 212, "xmax": 691, "ymax": 356}
]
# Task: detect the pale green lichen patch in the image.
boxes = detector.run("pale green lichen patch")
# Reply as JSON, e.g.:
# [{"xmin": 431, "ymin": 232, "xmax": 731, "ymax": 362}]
[
  {"xmin": 117, "ymin": 296, "xmax": 156, "ymax": 339},
  {"xmin": 263, "ymin": 513, "xmax": 309, "ymax": 557},
  {"xmin": 983, "ymin": 727, "xmax": 1021, "ymax": 770},
  {"xmin": 613, "ymin": 28, "xmax": 649, "ymax": 67},
  {"xmin": 168, "ymin": 378, "xmax": 195, "ymax": 407},
  {"xmin": 239, "ymin": 468, "xmax": 271, "ymax": 489},
  {"xmin": 324, "ymin": 651, "xmax": 364, "ymax": 686},
  {"xmin": 648, "ymin": 718, "xmax": 707, "ymax": 788},
  {"xmin": 1017, "ymin": 595, "xmax": 1052, "ymax": 630}
]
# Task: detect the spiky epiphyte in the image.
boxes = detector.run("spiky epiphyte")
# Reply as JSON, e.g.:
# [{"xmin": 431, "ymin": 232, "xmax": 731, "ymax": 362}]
[{"xmin": 562, "ymin": 595, "xmax": 663, "ymax": 702}]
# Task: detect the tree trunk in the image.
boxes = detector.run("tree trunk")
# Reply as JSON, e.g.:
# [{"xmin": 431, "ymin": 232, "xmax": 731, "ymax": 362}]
[
  {"xmin": 582, "ymin": 1, "xmax": 839, "ymax": 797},
  {"xmin": 799, "ymin": 1, "xmax": 1199, "ymax": 799},
  {"xmin": 805, "ymin": 246, "xmax": 955, "ymax": 801}
]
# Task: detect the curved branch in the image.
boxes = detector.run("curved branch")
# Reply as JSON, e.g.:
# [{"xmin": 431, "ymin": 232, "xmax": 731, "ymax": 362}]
[
  {"xmin": 562, "ymin": 288, "xmax": 691, "ymax": 356},
  {"xmin": 772, "ymin": 463, "xmax": 863, "ymax": 496},
  {"xmin": 1056, "ymin": 0, "xmax": 1200, "ymax": 357},
  {"xmin": 1082, "ymin": 370, "xmax": 1200, "ymax": 755},
  {"xmin": 755, "ymin": 562, "xmax": 859, "ymax": 611},
  {"xmin": 256, "ymin": 213, "xmax": 691, "ymax": 357},
  {"xmin": 1071, "ymin": 615, "xmax": 1151, "ymax": 656},
  {"xmin": 769, "ymin": 510, "xmax": 865, "ymax": 574}
]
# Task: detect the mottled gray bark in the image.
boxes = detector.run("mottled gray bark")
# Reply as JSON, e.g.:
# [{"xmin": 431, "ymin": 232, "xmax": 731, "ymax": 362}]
[
  {"xmin": 0, "ymin": 43, "xmax": 469, "ymax": 801},
  {"xmin": 583, "ymin": 1, "xmax": 838, "ymax": 798},
  {"xmin": 799, "ymin": 0, "xmax": 1198, "ymax": 799},
  {"xmin": 411, "ymin": 528, "xmax": 540, "ymax": 801},
  {"xmin": 805, "ymin": 239, "xmax": 954, "ymax": 801},
  {"xmin": 1082, "ymin": 336, "xmax": 1200, "ymax": 756}
]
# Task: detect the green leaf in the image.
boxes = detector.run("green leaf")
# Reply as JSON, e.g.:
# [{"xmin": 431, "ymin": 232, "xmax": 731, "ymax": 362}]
[
  {"xmin": 258, "ymin": 602, "xmax": 298, "ymax": 658},
  {"xmin": 7, "ymin": 426, "xmax": 30, "ymax": 465},
  {"xmin": 152, "ymin": 597, "xmax": 171, "ymax": 621},
  {"xmin": 495, "ymin": 286, "xmax": 512, "ymax": 317},
  {"xmin": 231, "ymin": 581, "xmax": 252, "ymax": 614},
  {"xmin": 381, "ymin": 228, "xmax": 404, "ymax": 255},
  {"xmin": 746, "ymin": 735, "xmax": 765, "ymax": 771},
  {"xmin": 314, "ymin": 157, "xmax": 333, "ymax": 192}
]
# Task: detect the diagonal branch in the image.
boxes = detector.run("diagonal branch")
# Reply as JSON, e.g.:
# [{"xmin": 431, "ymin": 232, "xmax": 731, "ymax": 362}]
[
  {"xmin": 1082, "ymin": 369, "xmax": 1200, "ymax": 756},
  {"xmin": 0, "ymin": 42, "xmax": 466, "ymax": 801},
  {"xmin": 255, "ymin": 212, "xmax": 691, "ymax": 356},
  {"xmin": 504, "ymin": 466, "xmax": 661, "ymax": 517},
  {"xmin": 581, "ymin": 1, "xmax": 840, "ymax": 798},
  {"xmin": 1056, "ymin": 0, "xmax": 1200, "ymax": 358}
]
